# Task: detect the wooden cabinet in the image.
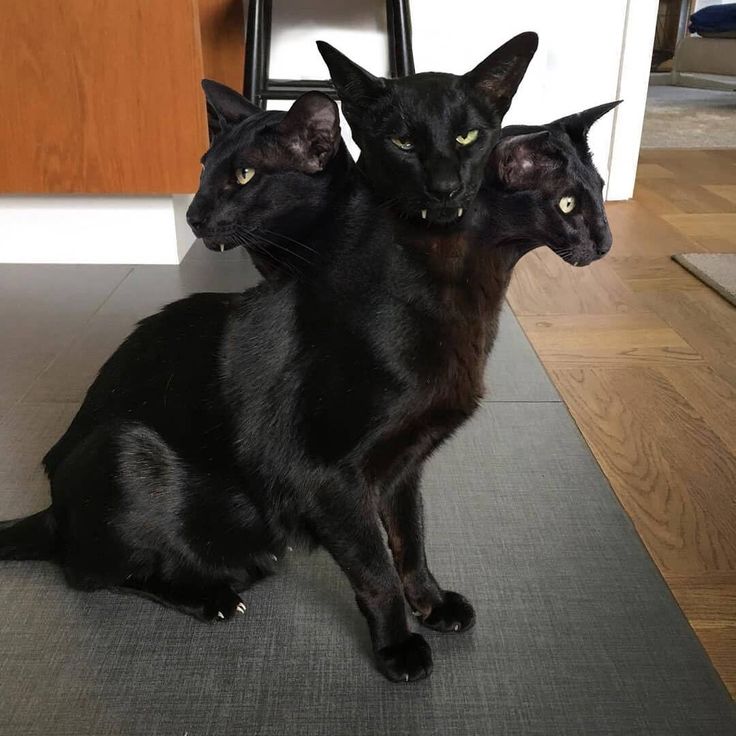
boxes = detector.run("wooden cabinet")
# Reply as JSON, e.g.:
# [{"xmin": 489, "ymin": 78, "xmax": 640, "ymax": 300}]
[
  {"xmin": 0, "ymin": 0, "xmax": 243, "ymax": 195},
  {"xmin": 199, "ymin": 0, "xmax": 245, "ymax": 93}
]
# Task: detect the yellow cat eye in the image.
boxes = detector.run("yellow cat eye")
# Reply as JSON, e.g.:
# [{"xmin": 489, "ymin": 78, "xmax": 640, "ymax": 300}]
[
  {"xmin": 456, "ymin": 129, "xmax": 479, "ymax": 146},
  {"xmin": 391, "ymin": 137, "xmax": 414, "ymax": 151},
  {"xmin": 235, "ymin": 167, "xmax": 256, "ymax": 185},
  {"xmin": 559, "ymin": 195, "xmax": 576, "ymax": 214}
]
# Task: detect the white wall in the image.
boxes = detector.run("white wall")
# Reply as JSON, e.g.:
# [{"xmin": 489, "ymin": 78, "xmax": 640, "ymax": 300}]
[
  {"xmin": 269, "ymin": 0, "xmax": 658, "ymax": 200},
  {"xmin": 608, "ymin": 0, "xmax": 659, "ymax": 200}
]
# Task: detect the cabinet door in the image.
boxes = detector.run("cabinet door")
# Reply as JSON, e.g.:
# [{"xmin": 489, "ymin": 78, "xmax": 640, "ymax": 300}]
[{"xmin": 0, "ymin": 0, "xmax": 209, "ymax": 194}]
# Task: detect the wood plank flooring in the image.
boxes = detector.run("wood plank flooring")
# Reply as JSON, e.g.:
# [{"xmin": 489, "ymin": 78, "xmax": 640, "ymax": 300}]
[{"xmin": 507, "ymin": 148, "xmax": 736, "ymax": 697}]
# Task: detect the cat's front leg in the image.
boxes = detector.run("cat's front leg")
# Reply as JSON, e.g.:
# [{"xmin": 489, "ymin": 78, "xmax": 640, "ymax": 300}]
[
  {"xmin": 380, "ymin": 468, "xmax": 476, "ymax": 634},
  {"xmin": 310, "ymin": 479, "xmax": 433, "ymax": 682}
]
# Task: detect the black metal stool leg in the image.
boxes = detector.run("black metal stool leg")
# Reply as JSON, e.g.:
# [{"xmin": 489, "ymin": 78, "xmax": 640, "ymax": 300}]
[
  {"xmin": 243, "ymin": 0, "xmax": 273, "ymax": 108},
  {"xmin": 259, "ymin": 0, "xmax": 273, "ymax": 108},
  {"xmin": 386, "ymin": 0, "xmax": 398, "ymax": 77},
  {"xmin": 243, "ymin": 0, "xmax": 263, "ymax": 103},
  {"xmin": 387, "ymin": 0, "xmax": 415, "ymax": 77},
  {"xmin": 243, "ymin": 0, "xmax": 416, "ymax": 106}
]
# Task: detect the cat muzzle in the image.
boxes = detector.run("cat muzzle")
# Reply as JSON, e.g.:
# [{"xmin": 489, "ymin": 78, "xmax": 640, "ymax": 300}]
[{"xmin": 420, "ymin": 206, "xmax": 466, "ymax": 225}]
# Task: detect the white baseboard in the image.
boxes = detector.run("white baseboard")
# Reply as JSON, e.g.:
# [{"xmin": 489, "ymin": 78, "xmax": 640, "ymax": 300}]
[{"xmin": 0, "ymin": 195, "xmax": 196, "ymax": 264}]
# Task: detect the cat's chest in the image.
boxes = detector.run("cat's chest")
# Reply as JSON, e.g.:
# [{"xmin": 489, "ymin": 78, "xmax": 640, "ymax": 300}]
[
  {"xmin": 363, "ymin": 246, "xmax": 511, "ymax": 483},
  {"xmin": 409, "ymin": 241, "xmax": 511, "ymax": 404}
]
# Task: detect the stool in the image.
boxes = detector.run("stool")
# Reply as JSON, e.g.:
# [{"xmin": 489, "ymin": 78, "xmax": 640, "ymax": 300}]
[{"xmin": 242, "ymin": 0, "xmax": 415, "ymax": 108}]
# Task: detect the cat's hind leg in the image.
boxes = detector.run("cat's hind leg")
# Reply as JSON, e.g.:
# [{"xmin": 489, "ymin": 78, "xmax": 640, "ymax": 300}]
[{"xmin": 51, "ymin": 422, "xmax": 271, "ymax": 621}]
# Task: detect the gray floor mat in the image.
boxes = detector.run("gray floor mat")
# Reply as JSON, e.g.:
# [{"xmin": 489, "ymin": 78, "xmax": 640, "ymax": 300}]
[
  {"xmin": 0, "ymin": 253, "xmax": 734, "ymax": 735},
  {"xmin": 673, "ymin": 252, "xmax": 736, "ymax": 307}
]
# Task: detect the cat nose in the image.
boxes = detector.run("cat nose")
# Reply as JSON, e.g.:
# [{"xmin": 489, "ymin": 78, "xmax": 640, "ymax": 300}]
[
  {"xmin": 427, "ymin": 175, "xmax": 463, "ymax": 200},
  {"xmin": 186, "ymin": 205, "xmax": 208, "ymax": 234},
  {"xmin": 596, "ymin": 229, "xmax": 613, "ymax": 256}
]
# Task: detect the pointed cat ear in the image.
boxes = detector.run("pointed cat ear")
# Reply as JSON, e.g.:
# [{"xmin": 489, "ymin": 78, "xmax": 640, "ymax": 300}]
[
  {"xmin": 277, "ymin": 92, "xmax": 341, "ymax": 174},
  {"xmin": 464, "ymin": 32, "xmax": 539, "ymax": 119},
  {"xmin": 554, "ymin": 100, "xmax": 622, "ymax": 144},
  {"xmin": 201, "ymin": 79, "xmax": 261, "ymax": 134},
  {"xmin": 489, "ymin": 130, "xmax": 560, "ymax": 190},
  {"xmin": 316, "ymin": 41, "xmax": 386, "ymax": 117}
]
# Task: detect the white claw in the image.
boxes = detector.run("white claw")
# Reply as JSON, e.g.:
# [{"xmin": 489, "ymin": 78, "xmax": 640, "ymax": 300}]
[
  {"xmin": 270, "ymin": 553, "xmax": 278, "ymax": 562},
  {"xmin": 286, "ymin": 546, "xmax": 293, "ymax": 552},
  {"xmin": 236, "ymin": 602, "xmax": 247, "ymax": 614},
  {"xmin": 219, "ymin": 244, "xmax": 225, "ymax": 253},
  {"xmin": 404, "ymin": 674, "xmax": 409, "ymax": 682},
  {"xmin": 217, "ymin": 611, "xmax": 225, "ymax": 620},
  {"xmin": 421, "ymin": 209, "xmax": 427, "ymax": 220},
  {"xmin": 457, "ymin": 207, "xmax": 463, "ymax": 218},
  {"xmin": 453, "ymin": 623, "xmax": 460, "ymax": 632},
  {"xmin": 573, "ymin": 260, "xmax": 579, "ymax": 267}
]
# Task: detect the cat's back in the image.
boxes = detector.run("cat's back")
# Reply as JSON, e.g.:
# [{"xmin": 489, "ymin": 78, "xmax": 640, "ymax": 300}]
[
  {"xmin": 43, "ymin": 289, "xmax": 249, "ymax": 477},
  {"xmin": 89, "ymin": 291, "xmax": 240, "ymax": 405}
]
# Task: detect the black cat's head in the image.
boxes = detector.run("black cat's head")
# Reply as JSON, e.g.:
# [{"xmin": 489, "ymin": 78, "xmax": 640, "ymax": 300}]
[
  {"xmin": 317, "ymin": 33, "xmax": 538, "ymax": 226},
  {"xmin": 186, "ymin": 82, "xmax": 342, "ymax": 256},
  {"xmin": 489, "ymin": 100, "xmax": 622, "ymax": 266}
]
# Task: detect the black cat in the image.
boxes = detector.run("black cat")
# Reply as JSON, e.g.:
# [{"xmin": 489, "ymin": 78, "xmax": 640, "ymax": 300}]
[
  {"xmin": 316, "ymin": 35, "xmax": 537, "ymax": 226},
  {"xmin": 0, "ymin": 34, "xmax": 613, "ymax": 683},
  {"xmin": 190, "ymin": 81, "xmax": 343, "ymax": 280},
  {"xmin": 198, "ymin": 85, "xmax": 619, "ymax": 278},
  {"xmin": 489, "ymin": 100, "xmax": 620, "ymax": 267}
]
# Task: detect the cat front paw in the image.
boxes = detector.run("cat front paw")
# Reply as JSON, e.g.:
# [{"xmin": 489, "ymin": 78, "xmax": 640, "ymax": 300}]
[
  {"xmin": 420, "ymin": 590, "xmax": 475, "ymax": 633},
  {"xmin": 376, "ymin": 633, "xmax": 433, "ymax": 682}
]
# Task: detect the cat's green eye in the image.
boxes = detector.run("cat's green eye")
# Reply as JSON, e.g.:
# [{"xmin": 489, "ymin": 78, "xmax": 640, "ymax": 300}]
[
  {"xmin": 235, "ymin": 167, "xmax": 256, "ymax": 185},
  {"xmin": 456, "ymin": 129, "xmax": 479, "ymax": 146},
  {"xmin": 558, "ymin": 195, "xmax": 576, "ymax": 214},
  {"xmin": 391, "ymin": 137, "xmax": 414, "ymax": 151}
]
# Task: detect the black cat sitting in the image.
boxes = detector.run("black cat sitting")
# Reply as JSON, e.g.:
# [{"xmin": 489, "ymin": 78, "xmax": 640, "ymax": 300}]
[
  {"xmin": 0, "ymin": 34, "xmax": 612, "ymax": 682},
  {"xmin": 186, "ymin": 80, "xmax": 619, "ymax": 652}
]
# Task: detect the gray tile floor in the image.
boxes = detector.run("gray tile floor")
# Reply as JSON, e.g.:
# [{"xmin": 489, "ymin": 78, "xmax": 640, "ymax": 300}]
[{"xmin": 0, "ymin": 243, "xmax": 734, "ymax": 735}]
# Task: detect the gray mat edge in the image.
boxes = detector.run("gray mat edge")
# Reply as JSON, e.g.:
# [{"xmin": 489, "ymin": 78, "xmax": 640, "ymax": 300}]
[{"xmin": 673, "ymin": 252, "xmax": 736, "ymax": 307}]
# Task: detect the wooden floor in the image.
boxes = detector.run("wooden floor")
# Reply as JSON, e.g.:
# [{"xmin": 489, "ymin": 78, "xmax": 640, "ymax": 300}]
[{"xmin": 507, "ymin": 148, "xmax": 736, "ymax": 697}]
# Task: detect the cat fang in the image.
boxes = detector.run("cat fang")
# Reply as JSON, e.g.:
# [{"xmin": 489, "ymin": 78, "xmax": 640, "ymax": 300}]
[{"xmin": 420, "ymin": 208, "xmax": 463, "ymax": 220}]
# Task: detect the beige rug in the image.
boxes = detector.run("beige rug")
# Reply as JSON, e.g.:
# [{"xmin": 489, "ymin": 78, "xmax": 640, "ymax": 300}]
[
  {"xmin": 673, "ymin": 252, "xmax": 736, "ymax": 306},
  {"xmin": 642, "ymin": 85, "xmax": 736, "ymax": 148}
]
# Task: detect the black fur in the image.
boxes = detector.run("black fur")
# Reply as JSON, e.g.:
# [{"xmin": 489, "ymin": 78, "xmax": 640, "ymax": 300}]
[
  {"xmin": 316, "ymin": 33, "xmax": 538, "ymax": 225},
  {"xmin": 490, "ymin": 99, "xmax": 622, "ymax": 265},
  {"xmin": 187, "ymin": 87, "xmax": 342, "ymax": 279},
  {"xmin": 0, "ymin": 510, "xmax": 57, "ymax": 560},
  {"xmin": 0, "ymin": 37, "xmax": 616, "ymax": 682}
]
